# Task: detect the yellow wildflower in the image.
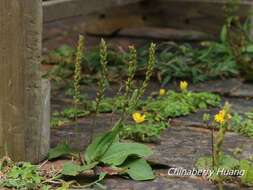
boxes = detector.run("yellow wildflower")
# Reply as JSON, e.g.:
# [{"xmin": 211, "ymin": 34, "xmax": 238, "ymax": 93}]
[
  {"xmin": 132, "ymin": 112, "xmax": 145, "ymax": 124},
  {"xmin": 180, "ymin": 81, "xmax": 188, "ymax": 92},
  {"xmin": 214, "ymin": 110, "xmax": 225, "ymax": 124},
  {"xmin": 214, "ymin": 109, "xmax": 231, "ymax": 125},
  {"xmin": 159, "ymin": 88, "xmax": 166, "ymax": 96}
]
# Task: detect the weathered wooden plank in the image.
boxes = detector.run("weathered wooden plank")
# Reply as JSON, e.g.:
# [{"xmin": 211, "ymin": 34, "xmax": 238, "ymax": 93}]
[
  {"xmin": 162, "ymin": 0, "xmax": 253, "ymax": 4},
  {"xmin": 84, "ymin": 0, "xmax": 253, "ymax": 38},
  {"xmin": 43, "ymin": 0, "xmax": 253, "ymax": 23},
  {"xmin": 0, "ymin": 0, "xmax": 49, "ymax": 163},
  {"xmin": 43, "ymin": 0, "xmax": 144, "ymax": 22},
  {"xmin": 118, "ymin": 27, "xmax": 212, "ymax": 41},
  {"xmin": 41, "ymin": 79, "xmax": 51, "ymax": 160}
]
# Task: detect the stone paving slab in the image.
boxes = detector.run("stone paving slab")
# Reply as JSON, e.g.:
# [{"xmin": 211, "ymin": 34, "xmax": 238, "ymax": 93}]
[
  {"xmin": 230, "ymin": 83, "xmax": 253, "ymax": 98},
  {"xmin": 148, "ymin": 126, "xmax": 253, "ymax": 169},
  {"xmin": 51, "ymin": 119, "xmax": 253, "ymax": 170},
  {"xmin": 51, "ymin": 113, "xmax": 115, "ymax": 150},
  {"xmin": 102, "ymin": 176, "xmax": 245, "ymax": 190},
  {"xmin": 105, "ymin": 176, "xmax": 216, "ymax": 190},
  {"xmin": 172, "ymin": 97, "xmax": 253, "ymax": 130},
  {"xmin": 189, "ymin": 78, "xmax": 242, "ymax": 95}
]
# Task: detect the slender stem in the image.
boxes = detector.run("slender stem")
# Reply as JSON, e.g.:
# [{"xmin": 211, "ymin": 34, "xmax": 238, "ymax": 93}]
[{"xmin": 212, "ymin": 123, "xmax": 215, "ymax": 169}]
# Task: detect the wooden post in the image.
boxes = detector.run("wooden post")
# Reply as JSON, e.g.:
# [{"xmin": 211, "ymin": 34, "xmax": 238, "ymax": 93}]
[{"xmin": 0, "ymin": 0, "xmax": 49, "ymax": 163}]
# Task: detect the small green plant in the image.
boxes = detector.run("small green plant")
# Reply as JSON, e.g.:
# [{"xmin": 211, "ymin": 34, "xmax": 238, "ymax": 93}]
[
  {"xmin": 51, "ymin": 107, "xmax": 90, "ymax": 128},
  {"xmin": 239, "ymin": 160, "xmax": 253, "ymax": 186},
  {"xmin": 196, "ymin": 103, "xmax": 240, "ymax": 190},
  {"xmin": 213, "ymin": 103, "xmax": 232, "ymax": 190},
  {"xmin": 197, "ymin": 104, "xmax": 253, "ymax": 188},
  {"xmin": 50, "ymin": 116, "xmax": 70, "ymax": 128},
  {"xmin": 144, "ymin": 89, "xmax": 220, "ymax": 118},
  {"xmin": 90, "ymin": 38, "xmax": 109, "ymax": 141},
  {"xmin": 0, "ymin": 162, "xmax": 43, "ymax": 189},
  {"xmin": 145, "ymin": 42, "xmax": 239, "ymax": 84},
  {"xmin": 121, "ymin": 112, "xmax": 168, "ymax": 142},
  {"xmin": 229, "ymin": 112, "xmax": 253, "ymax": 138},
  {"xmin": 48, "ymin": 42, "xmax": 157, "ymax": 189}
]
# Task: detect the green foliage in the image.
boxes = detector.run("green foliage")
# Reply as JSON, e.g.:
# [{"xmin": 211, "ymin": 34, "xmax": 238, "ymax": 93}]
[
  {"xmin": 196, "ymin": 154, "xmax": 253, "ymax": 187},
  {"xmin": 44, "ymin": 38, "xmax": 242, "ymax": 85},
  {"xmin": 61, "ymin": 162, "xmax": 83, "ymax": 176},
  {"xmin": 87, "ymin": 90, "xmax": 219, "ymax": 142},
  {"xmin": 90, "ymin": 95, "xmax": 143, "ymax": 113},
  {"xmin": 48, "ymin": 42, "xmax": 157, "ymax": 183},
  {"xmin": 121, "ymin": 122, "xmax": 167, "ymax": 142},
  {"xmin": 85, "ymin": 121, "xmax": 122, "ymax": 164},
  {"xmin": 44, "ymin": 44, "xmax": 126, "ymax": 82},
  {"xmin": 231, "ymin": 112, "xmax": 253, "ymax": 138},
  {"xmin": 62, "ymin": 107, "xmax": 90, "ymax": 119},
  {"xmin": 51, "ymin": 107, "xmax": 90, "ymax": 127},
  {"xmin": 96, "ymin": 96, "xmax": 126, "ymax": 113},
  {"xmin": 61, "ymin": 162, "xmax": 98, "ymax": 177},
  {"xmin": 49, "ymin": 45, "xmax": 75, "ymax": 62},
  {"xmin": 1, "ymin": 163, "xmax": 42, "ymax": 189},
  {"xmin": 239, "ymin": 160, "xmax": 253, "ymax": 186},
  {"xmin": 145, "ymin": 91, "xmax": 220, "ymax": 118},
  {"xmin": 196, "ymin": 154, "xmax": 239, "ymax": 171},
  {"xmin": 91, "ymin": 91, "xmax": 220, "ymax": 117},
  {"xmin": 122, "ymin": 158, "xmax": 155, "ymax": 181},
  {"xmin": 59, "ymin": 137, "xmax": 155, "ymax": 181},
  {"xmin": 223, "ymin": 0, "xmax": 253, "ymax": 80},
  {"xmin": 154, "ymin": 42, "xmax": 239, "ymax": 84},
  {"xmin": 53, "ymin": 107, "xmax": 90, "ymax": 120},
  {"xmin": 48, "ymin": 143, "xmax": 72, "ymax": 160},
  {"xmin": 100, "ymin": 143, "xmax": 153, "ymax": 166},
  {"xmin": 50, "ymin": 117, "xmax": 70, "ymax": 128},
  {"xmin": 49, "ymin": 122, "xmax": 155, "ymax": 181}
]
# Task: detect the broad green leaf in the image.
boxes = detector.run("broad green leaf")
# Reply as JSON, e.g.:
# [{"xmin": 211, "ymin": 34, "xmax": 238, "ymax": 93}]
[
  {"xmin": 80, "ymin": 162, "xmax": 99, "ymax": 171},
  {"xmin": 101, "ymin": 143, "xmax": 152, "ymax": 166},
  {"xmin": 219, "ymin": 154, "xmax": 239, "ymax": 170},
  {"xmin": 123, "ymin": 158, "xmax": 155, "ymax": 181},
  {"xmin": 62, "ymin": 162, "xmax": 98, "ymax": 177},
  {"xmin": 85, "ymin": 121, "xmax": 122, "ymax": 164},
  {"xmin": 240, "ymin": 160, "xmax": 253, "ymax": 186},
  {"xmin": 62, "ymin": 162, "xmax": 82, "ymax": 176},
  {"xmin": 48, "ymin": 143, "xmax": 71, "ymax": 160}
]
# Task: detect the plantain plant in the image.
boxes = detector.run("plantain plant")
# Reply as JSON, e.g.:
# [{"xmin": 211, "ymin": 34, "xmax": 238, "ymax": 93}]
[
  {"xmin": 89, "ymin": 39, "xmax": 108, "ymax": 142},
  {"xmin": 48, "ymin": 41, "xmax": 157, "ymax": 188}
]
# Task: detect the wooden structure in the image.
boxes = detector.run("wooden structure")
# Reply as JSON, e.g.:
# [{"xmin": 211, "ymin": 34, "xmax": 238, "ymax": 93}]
[
  {"xmin": 43, "ymin": 0, "xmax": 253, "ymax": 39},
  {"xmin": 0, "ymin": 0, "xmax": 50, "ymax": 163}
]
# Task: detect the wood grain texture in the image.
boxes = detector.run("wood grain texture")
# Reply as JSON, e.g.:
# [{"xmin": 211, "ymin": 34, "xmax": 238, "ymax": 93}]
[
  {"xmin": 42, "ymin": 0, "xmax": 253, "ymax": 23},
  {"xmin": 0, "ymin": 0, "xmax": 47, "ymax": 163},
  {"xmin": 43, "ymin": 0, "xmax": 144, "ymax": 22},
  {"xmin": 84, "ymin": 0, "xmax": 253, "ymax": 38}
]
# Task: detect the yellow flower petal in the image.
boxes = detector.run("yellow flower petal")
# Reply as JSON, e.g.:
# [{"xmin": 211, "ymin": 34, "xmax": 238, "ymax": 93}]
[
  {"xmin": 180, "ymin": 81, "xmax": 188, "ymax": 92},
  {"xmin": 132, "ymin": 112, "xmax": 145, "ymax": 124},
  {"xmin": 159, "ymin": 88, "xmax": 166, "ymax": 96}
]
